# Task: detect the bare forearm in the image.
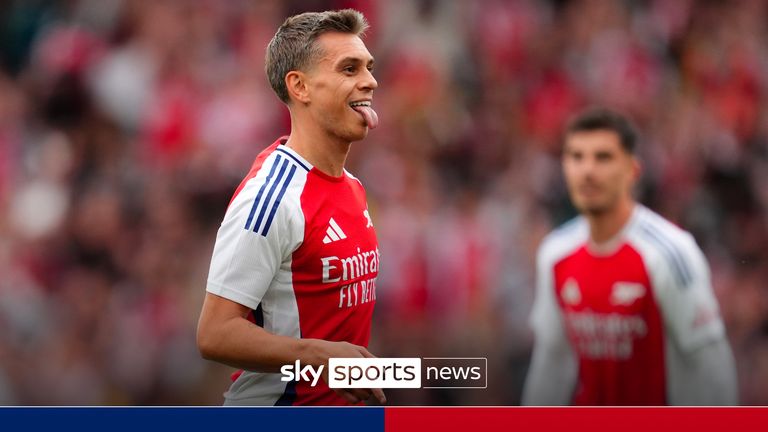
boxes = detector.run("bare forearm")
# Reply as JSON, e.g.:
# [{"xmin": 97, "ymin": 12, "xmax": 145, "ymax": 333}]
[
  {"xmin": 197, "ymin": 316, "xmax": 314, "ymax": 372},
  {"xmin": 196, "ymin": 293, "xmax": 386, "ymax": 404}
]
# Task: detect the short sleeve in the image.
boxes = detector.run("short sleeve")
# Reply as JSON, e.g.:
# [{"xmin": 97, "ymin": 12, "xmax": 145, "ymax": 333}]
[
  {"xmin": 206, "ymin": 159, "xmax": 300, "ymax": 310},
  {"xmin": 652, "ymin": 234, "xmax": 725, "ymax": 352}
]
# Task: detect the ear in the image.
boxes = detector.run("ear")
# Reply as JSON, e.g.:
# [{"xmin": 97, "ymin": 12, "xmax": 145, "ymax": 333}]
[
  {"xmin": 285, "ymin": 71, "xmax": 311, "ymax": 104},
  {"xmin": 631, "ymin": 156, "xmax": 642, "ymax": 182}
]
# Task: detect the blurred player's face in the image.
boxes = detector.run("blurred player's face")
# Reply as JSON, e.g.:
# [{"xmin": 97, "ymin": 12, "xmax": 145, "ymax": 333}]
[
  {"xmin": 303, "ymin": 32, "xmax": 378, "ymax": 142},
  {"xmin": 562, "ymin": 130, "xmax": 639, "ymax": 216}
]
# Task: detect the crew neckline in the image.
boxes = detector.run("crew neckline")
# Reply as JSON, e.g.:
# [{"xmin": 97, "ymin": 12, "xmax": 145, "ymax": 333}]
[
  {"xmin": 585, "ymin": 204, "xmax": 640, "ymax": 257},
  {"xmin": 277, "ymin": 136, "xmax": 347, "ymax": 183},
  {"xmin": 310, "ymin": 166, "xmax": 347, "ymax": 183},
  {"xmin": 276, "ymin": 137, "xmax": 313, "ymax": 171}
]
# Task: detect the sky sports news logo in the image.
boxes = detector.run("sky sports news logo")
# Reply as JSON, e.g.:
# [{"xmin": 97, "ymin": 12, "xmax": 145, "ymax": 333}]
[{"xmin": 280, "ymin": 358, "xmax": 487, "ymax": 389}]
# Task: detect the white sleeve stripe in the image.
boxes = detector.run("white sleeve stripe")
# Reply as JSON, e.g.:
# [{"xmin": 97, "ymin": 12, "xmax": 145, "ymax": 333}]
[{"xmin": 638, "ymin": 222, "xmax": 693, "ymax": 288}]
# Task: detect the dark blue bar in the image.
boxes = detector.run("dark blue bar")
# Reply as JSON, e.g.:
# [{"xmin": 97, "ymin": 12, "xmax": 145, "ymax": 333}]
[
  {"xmin": 275, "ymin": 147, "xmax": 310, "ymax": 171},
  {"xmin": 262, "ymin": 164, "xmax": 297, "ymax": 236},
  {"xmin": 0, "ymin": 407, "xmax": 384, "ymax": 432},
  {"xmin": 252, "ymin": 158, "xmax": 289, "ymax": 234},
  {"xmin": 244, "ymin": 154, "xmax": 282, "ymax": 231}
]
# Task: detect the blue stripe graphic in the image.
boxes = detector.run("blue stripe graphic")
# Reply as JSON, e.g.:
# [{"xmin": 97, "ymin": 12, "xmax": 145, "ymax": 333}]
[
  {"xmin": 261, "ymin": 164, "xmax": 297, "ymax": 236},
  {"xmin": 251, "ymin": 158, "xmax": 290, "ymax": 234},
  {"xmin": 639, "ymin": 223, "xmax": 692, "ymax": 287},
  {"xmin": 244, "ymin": 155, "xmax": 282, "ymax": 231},
  {"xmin": 0, "ymin": 408, "xmax": 384, "ymax": 432},
  {"xmin": 275, "ymin": 147, "xmax": 310, "ymax": 171}
]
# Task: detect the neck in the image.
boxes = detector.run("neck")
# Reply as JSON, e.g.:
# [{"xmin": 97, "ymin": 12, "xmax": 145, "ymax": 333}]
[
  {"xmin": 285, "ymin": 110, "xmax": 351, "ymax": 177},
  {"xmin": 586, "ymin": 200, "xmax": 636, "ymax": 245}
]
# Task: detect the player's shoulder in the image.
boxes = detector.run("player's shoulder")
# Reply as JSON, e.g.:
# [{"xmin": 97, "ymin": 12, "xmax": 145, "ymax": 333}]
[
  {"xmin": 230, "ymin": 140, "xmax": 312, "ymax": 236},
  {"xmin": 538, "ymin": 215, "xmax": 589, "ymax": 264},
  {"xmin": 343, "ymin": 169, "xmax": 365, "ymax": 188},
  {"xmin": 628, "ymin": 205, "xmax": 703, "ymax": 285},
  {"xmin": 629, "ymin": 205, "xmax": 698, "ymax": 252},
  {"xmin": 239, "ymin": 141, "xmax": 311, "ymax": 198}
]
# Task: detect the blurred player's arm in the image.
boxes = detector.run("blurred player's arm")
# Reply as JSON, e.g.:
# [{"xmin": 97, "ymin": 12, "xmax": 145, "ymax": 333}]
[
  {"xmin": 655, "ymin": 234, "xmax": 738, "ymax": 405},
  {"xmin": 522, "ymin": 323, "xmax": 577, "ymax": 405},
  {"xmin": 522, "ymin": 244, "xmax": 577, "ymax": 405},
  {"xmin": 667, "ymin": 336, "xmax": 737, "ymax": 405}
]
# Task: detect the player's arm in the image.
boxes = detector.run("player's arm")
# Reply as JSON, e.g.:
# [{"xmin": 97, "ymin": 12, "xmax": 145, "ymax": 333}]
[
  {"xmin": 522, "ymin": 243, "xmax": 578, "ymax": 405},
  {"xmin": 666, "ymin": 336, "xmax": 737, "ymax": 405},
  {"xmin": 654, "ymin": 234, "xmax": 738, "ymax": 405},
  {"xmin": 197, "ymin": 293, "xmax": 371, "ymax": 372},
  {"xmin": 197, "ymin": 293, "xmax": 385, "ymax": 404}
]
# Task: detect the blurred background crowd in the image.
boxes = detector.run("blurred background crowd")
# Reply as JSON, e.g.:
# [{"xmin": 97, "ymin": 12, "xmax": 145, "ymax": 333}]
[{"xmin": 1, "ymin": 0, "xmax": 767, "ymax": 405}]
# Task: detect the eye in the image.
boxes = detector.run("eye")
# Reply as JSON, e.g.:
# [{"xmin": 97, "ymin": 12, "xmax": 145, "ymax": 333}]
[
  {"xmin": 343, "ymin": 65, "xmax": 356, "ymax": 74},
  {"xmin": 596, "ymin": 152, "xmax": 614, "ymax": 162},
  {"xmin": 567, "ymin": 151, "xmax": 582, "ymax": 161}
]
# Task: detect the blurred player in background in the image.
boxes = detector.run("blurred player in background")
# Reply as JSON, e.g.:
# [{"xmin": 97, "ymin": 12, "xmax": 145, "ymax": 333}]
[
  {"xmin": 196, "ymin": 9, "xmax": 385, "ymax": 406},
  {"xmin": 523, "ymin": 108, "xmax": 738, "ymax": 405}
]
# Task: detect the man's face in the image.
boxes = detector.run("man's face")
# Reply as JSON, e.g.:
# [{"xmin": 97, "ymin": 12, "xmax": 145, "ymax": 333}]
[
  {"xmin": 303, "ymin": 32, "xmax": 378, "ymax": 142},
  {"xmin": 562, "ymin": 129, "xmax": 639, "ymax": 216}
]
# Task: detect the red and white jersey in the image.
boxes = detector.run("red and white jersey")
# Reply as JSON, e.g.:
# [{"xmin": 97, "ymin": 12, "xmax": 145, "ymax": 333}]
[
  {"xmin": 530, "ymin": 205, "xmax": 725, "ymax": 405},
  {"xmin": 206, "ymin": 137, "xmax": 379, "ymax": 405}
]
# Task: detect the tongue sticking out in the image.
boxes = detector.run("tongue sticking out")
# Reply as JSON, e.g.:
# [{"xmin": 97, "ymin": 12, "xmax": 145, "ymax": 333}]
[{"xmin": 351, "ymin": 105, "xmax": 379, "ymax": 130}]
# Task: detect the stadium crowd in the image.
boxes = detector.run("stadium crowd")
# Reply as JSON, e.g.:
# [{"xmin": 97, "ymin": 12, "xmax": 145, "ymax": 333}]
[{"xmin": 1, "ymin": 0, "xmax": 767, "ymax": 404}]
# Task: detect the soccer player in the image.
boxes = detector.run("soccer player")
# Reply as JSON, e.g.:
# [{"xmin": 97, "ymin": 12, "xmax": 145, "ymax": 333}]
[
  {"xmin": 522, "ymin": 108, "xmax": 738, "ymax": 405},
  {"xmin": 196, "ymin": 9, "xmax": 385, "ymax": 406}
]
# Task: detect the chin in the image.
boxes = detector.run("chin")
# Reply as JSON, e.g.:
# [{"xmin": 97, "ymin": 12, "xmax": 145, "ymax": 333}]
[
  {"xmin": 581, "ymin": 203, "xmax": 611, "ymax": 216},
  {"xmin": 573, "ymin": 198, "xmax": 602, "ymax": 214},
  {"xmin": 353, "ymin": 129, "xmax": 369, "ymax": 141},
  {"xmin": 341, "ymin": 127, "xmax": 368, "ymax": 142}
]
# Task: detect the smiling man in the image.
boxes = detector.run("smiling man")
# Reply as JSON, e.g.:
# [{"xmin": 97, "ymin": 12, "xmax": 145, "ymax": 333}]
[
  {"xmin": 522, "ymin": 108, "xmax": 738, "ymax": 405},
  {"xmin": 196, "ymin": 9, "xmax": 385, "ymax": 406}
]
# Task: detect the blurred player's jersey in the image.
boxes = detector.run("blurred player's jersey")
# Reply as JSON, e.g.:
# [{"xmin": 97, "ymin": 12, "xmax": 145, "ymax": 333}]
[
  {"xmin": 206, "ymin": 137, "xmax": 379, "ymax": 405},
  {"xmin": 531, "ymin": 205, "xmax": 724, "ymax": 405}
]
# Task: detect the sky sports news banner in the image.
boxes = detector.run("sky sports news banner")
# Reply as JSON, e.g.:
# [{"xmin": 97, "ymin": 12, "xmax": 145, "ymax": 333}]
[
  {"xmin": 2, "ymin": 359, "xmax": 766, "ymax": 432},
  {"xmin": 281, "ymin": 357, "xmax": 487, "ymax": 389}
]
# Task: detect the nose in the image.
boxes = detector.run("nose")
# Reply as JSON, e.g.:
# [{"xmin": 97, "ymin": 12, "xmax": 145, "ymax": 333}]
[
  {"xmin": 579, "ymin": 157, "xmax": 600, "ymax": 183},
  {"xmin": 360, "ymin": 68, "xmax": 378, "ymax": 91}
]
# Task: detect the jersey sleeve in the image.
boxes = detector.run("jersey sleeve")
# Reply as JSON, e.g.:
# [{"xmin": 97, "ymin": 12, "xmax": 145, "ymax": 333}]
[
  {"xmin": 651, "ymin": 233, "xmax": 726, "ymax": 353},
  {"xmin": 530, "ymin": 240, "xmax": 567, "ymax": 344},
  {"xmin": 206, "ymin": 165, "xmax": 300, "ymax": 310},
  {"xmin": 523, "ymin": 239, "xmax": 578, "ymax": 405}
]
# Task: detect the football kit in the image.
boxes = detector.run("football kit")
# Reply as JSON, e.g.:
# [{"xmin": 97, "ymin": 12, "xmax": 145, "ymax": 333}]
[
  {"xmin": 206, "ymin": 137, "xmax": 379, "ymax": 405},
  {"xmin": 528, "ymin": 205, "xmax": 727, "ymax": 405}
]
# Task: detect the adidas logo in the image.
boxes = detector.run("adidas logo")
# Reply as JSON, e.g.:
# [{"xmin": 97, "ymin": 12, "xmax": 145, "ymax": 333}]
[{"xmin": 322, "ymin": 217, "xmax": 347, "ymax": 244}]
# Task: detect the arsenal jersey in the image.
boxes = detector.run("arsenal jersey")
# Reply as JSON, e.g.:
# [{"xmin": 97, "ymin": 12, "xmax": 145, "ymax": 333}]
[
  {"xmin": 530, "ymin": 205, "xmax": 725, "ymax": 405},
  {"xmin": 206, "ymin": 137, "xmax": 379, "ymax": 405}
]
